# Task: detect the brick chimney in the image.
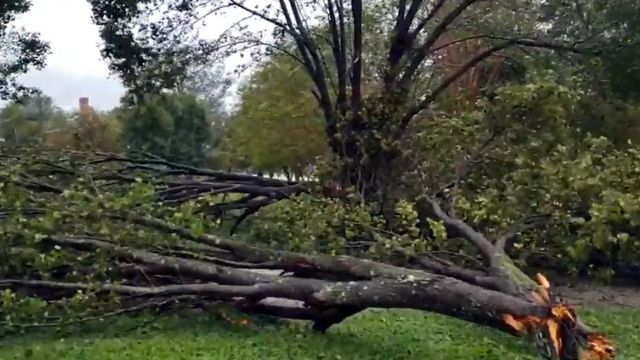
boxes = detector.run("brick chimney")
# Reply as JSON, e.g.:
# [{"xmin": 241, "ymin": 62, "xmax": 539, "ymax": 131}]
[{"xmin": 79, "ymin": 97, "xmax": 90, "ymax": 118}]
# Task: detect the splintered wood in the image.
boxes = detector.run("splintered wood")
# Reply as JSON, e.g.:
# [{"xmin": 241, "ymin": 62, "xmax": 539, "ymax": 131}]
[{"xmin": 502, "ymin": 274, "xmax": 615, "ymax": 360}]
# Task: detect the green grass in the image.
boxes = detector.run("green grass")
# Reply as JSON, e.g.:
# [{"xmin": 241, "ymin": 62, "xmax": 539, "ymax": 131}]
[{"xmin": 1, "ymin": 308, "xmax": 638, "ymax": 360}]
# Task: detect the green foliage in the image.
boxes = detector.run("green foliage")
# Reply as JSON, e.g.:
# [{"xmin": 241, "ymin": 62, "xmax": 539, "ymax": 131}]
[
  {"xmin": 0, "ymin": 149, "xmax": 218, "ymax": 326},
  {"xmin": 88, "ymin": 0, "xmax": 218, "ymax": 99},
  {"xmin": 223, "ymin": 55, "xmax": 328, "ymax": 176},
  {"xmin": 571, "ymin": 97, "xmax": 640, "ymax": 147},
  {"xmin": 1, "ymin": 308, "xmax": 639, "ymax": 360},
  {"xmin": 247, "ymin": 80, "xmax": 640, "ymax": 279},
  {"xmin": 16, "ymin": 94, "xmax": 58, "ymax": 122},
  {"xmin": 68, "ymin": 109, "xmax": 125, "ymax": 152},
  {"xmin": 0, "ymin": 95, "xmax": 70, "ymax": 146},
  {"xmin": 123, "ymin": 93, "xmax": 211, "ymax": 166},
  {"xmin": 0, "ymin": 96, "xmax": 124, "ymax": 152},
  {"xmin": 176, "ymin": 64, "xmax": 230, "ymax": 167},
  {"xmin": 544, "ymin": 0, "xmax": 640, "ymax": 100},
  {"xmin": 249, "ymin": 195, "xmax": 434, "ymax": 261},
  {"xmin": 0, "ymin": 104, "xmax": 44, "ymax": 146},
  {"xmin": 176, "ymin": 64, "xmax": 230, "ymax": 120},
  {"xmin": 520, "ymin": 138, "xmax": 640, "ymax": 278},
  {"xmin": 415, "ymin": 76, "xmax": 640, "ymax": 279},
  {"xmin": 248, "ymin": 194, "xmax": 378, "ymax": 255}
]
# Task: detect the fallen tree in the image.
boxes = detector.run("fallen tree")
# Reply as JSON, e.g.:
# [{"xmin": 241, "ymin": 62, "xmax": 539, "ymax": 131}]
[{"xmin": 0, "ymin": 149, "xmax": 615, "ymax": 360}]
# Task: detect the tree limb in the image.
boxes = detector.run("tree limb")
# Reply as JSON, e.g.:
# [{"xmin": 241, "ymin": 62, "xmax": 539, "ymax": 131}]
[
  {"xmin": 417, "ymin": 196, "xmax": 497, "ymax": 261},
  {"xmin": 495, "ymin": 214, "xmax": 553, "ymax": 251}
]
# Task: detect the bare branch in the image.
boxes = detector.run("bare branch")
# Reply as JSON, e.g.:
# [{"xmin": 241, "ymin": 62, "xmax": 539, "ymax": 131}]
[
  {"xmin": 417, "ymin": 196, "xmax": 496, "ymax": 261},
  {"xmin": 326, "ymin": 0, "xmax": 348, "ymax": 119},
  {"xmin": 401, "ymin": 41, "xmax": 513, "ymax": 128},
  {"xmin": 108, "ymin": 214, "xmax": 455, "ymax": 283},
  {"xmin": 411, "ymin": 256, "xmax": 500, "ymax": 290},
  {"xmin": 385, "ymin": 0, "xmax": 426, "ymax": 86},
  {"xmin": 410, "ymin": 0, "xmax": 447, "ymax": 38},
  {"xmin": 350, "ymin": 0, "xmax": 363, "ymax": 122},
  {"xmin": 227, "ymin": 1, "xmax": 292, "ymax": 36},
  {"xmin": 93, "ymin": 152, "xmax": 297, "ymax": 187},
  {"xmin": 46, "ymin": 235, "xmax": 275, "ymax": 286},
  {"xmin": 0, "ymin": 278, "xmax": 324, "ymax": 302},
  {"xmin": 495, "ymin": 214, "xmax": 552, "ymax": 251},
  {"xmin": 400, "ymin": 0, "xmax": 483, "ymax": 87},
  {"xmin": 0, "ymin": 274, "xmax": 551, "ymax": 332}
]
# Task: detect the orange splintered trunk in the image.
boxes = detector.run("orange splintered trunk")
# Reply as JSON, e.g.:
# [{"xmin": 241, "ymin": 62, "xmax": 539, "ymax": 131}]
[{"xmin": 502, "ymin": 274, "xmax": 615, "ymax": 360}]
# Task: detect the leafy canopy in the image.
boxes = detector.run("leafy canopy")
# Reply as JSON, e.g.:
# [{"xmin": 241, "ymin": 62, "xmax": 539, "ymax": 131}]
[
  {"xmin": 223, "ymin": 54, "xmax": 328, "ymax": 176},
  {"xmin": 123, "ymin": 93, "xmax": 211, "ymax": 166}
]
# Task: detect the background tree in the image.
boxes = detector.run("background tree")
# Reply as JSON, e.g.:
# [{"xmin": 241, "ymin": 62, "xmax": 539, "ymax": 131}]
[
  {"xmin": 223, "ymin": 54, "xmax": 328, "ymax": 178},
  {"xmin": 19, "ymin": 94, "xmax": 58, "ymax": 122},
  {"xmin": 87, "ymin": 0, "xmax": 219, "ymax": 100},
  {"xmin": 43, "ymin": 108, "xmax": 124, "ymax": 153},
  {"xmin": 0, "ymin": 102, "xmax": 43, "ymax": 146},
  {"xmin": 123, "ymin": 93, "xmax": 211, "ymax": 166},
  {"xmin": 175, "ymin": 63, "xmax": 232, "ymax": 167},
  {"xmin": 176, "ymin": 64, "xmax": 230, "ymax": 120},
  {"xmin": 0, "ymin": 94, "xmax": 64, "ymax": 146},
  {"xmin": 215, "ymin": 1, "xmax": 592, "ymax": 204},
  {"xmin": 87, "ymin": 0, "xmax": 618, "ymax": 206},
  {"xmin": 542, "ymin": 0, "xmax": 640, "ymax": 101}
]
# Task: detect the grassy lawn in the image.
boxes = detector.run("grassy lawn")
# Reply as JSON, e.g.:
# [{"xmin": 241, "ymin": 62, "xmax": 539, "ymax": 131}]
[{"xmin": 1, "ymin": 308, "xmax": 638, "ymax": 360}]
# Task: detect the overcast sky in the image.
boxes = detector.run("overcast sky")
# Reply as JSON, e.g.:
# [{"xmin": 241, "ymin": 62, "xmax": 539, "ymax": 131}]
[
  {"xmin": 10, "ymin": 0, "xmax": 266, "ymax": 111},
  {"xmin": 13, "ymin": 0, "xmax": 125, "ymax": 111}
]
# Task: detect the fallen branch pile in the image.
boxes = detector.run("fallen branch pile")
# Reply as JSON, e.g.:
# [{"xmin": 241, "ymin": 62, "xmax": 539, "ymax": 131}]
[{"xmin": 0, "ymin": 150, "xmax": 615, "ymax": 360}]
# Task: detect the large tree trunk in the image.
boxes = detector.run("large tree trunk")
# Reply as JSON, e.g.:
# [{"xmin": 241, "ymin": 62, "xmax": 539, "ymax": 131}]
[
  {"xmin": 0, "ymin": 152, "xmax": 615, "ymax": 360},
  {"xmin": 334, "ymin": 107, "xmax": 404, "ymax": 211}
]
